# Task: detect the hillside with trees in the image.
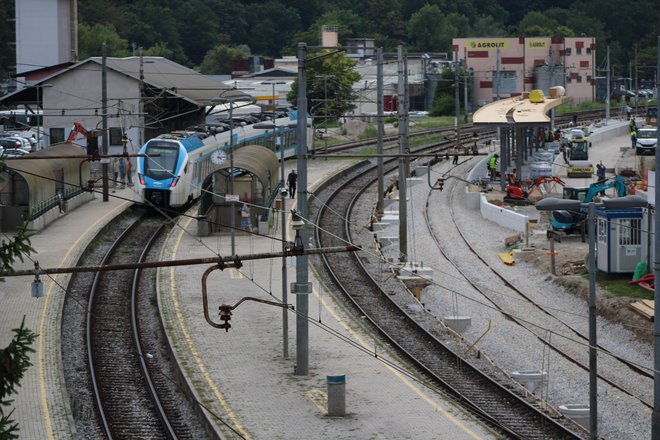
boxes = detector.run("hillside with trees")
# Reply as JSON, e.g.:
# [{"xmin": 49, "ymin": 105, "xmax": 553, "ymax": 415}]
[{"xmin": 1, "ymin": 1, "xmax": 658, "ymax": 83}]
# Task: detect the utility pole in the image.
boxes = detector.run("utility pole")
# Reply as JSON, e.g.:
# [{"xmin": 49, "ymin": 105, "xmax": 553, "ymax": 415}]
[
  {"xmin": 463, "ymin": 47, "xmax": 468, "ymax": 124},
  {"xmin": 397, "ymin": 45, "xmax": 408, "ymax": 263},
  {"xmin": 295, "ymin": 42, "xmax": 309, "ymax": 376},
  {"xmin": 102, "ymin": 43, "xmax": 109, "ymax": 202},
  {"xmin": 653, "ymin": 34, "xmax": 660, "ymax": 440},
  {"xmin": 139, "ymin": 48, "xmax": 145, "ymax": 148},
  {"xmin": 376, "ymin": 47, "xmax": 384, "ymax": 217},
  {"xmin": 495, "ymin": 47, "xmax": 501, "ymax": 101},
  {"xmin": 454, "ymin": 50, "xmax": 461, "ymax": 148},
  {"xmin": 605, "ymin": 46, "xmax": 610, "ymax": 123}
]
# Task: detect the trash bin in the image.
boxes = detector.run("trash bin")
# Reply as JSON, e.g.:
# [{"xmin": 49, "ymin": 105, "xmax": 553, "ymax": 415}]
[{"xmin": 327, "ymin": 374, "xmax": 346, "ymax": 416}]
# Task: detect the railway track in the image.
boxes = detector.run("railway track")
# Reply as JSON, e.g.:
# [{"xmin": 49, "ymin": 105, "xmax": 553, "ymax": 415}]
[
  {"xmin": 311, "ymin": 161, "xmax": 582, "ymax": 439},
  {"xmin": 423, "ymin": 162, "xmax": 654, "ymax": 409},
  {"xmin": 62, "ymin": 208, "xmax": 210, "ymax": 439}
]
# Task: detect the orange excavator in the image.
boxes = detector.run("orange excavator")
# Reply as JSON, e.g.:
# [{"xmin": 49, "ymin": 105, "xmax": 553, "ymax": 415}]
[
  {"xmin": 66, "ymin": 122, "xmax": 99, "ymax": 157},
  {"xmin": 504, "ymin": 176, "xmax": 566, "ymax": 205}
]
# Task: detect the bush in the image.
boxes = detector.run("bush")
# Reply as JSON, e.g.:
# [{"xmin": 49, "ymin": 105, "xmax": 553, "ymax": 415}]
[{"xmin": 429, "ymin": 95, "xmax": 455, "ymax": 117}]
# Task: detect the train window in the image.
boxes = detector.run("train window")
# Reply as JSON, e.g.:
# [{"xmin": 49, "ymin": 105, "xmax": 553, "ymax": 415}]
[{"xmin": 144, "ymin": 141, "xmax": 179, "ymax": 179}]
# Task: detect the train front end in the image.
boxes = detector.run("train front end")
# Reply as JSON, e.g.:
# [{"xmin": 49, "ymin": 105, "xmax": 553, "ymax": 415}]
[{"xmin": 135, "ymin": 139, "xmax": 184, "ymax": 208}]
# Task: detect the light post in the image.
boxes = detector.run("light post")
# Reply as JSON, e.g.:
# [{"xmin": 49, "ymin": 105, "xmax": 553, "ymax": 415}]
[
  {"xmin": 212, "ymin": 94, "xmax": 254, "ymax": 256},
  {"xmin": 536, "ymin": 194, "xmax": 647, "ymax": 440},
  {"xmin": 262, "ymin": 81, "xmax": 286, "ymax": 117},
  {"xmin": 254, "ymin": 121, "xmax": 288, "ymax": 358},
  {"xmin": 35, "ymin": 83, "xmax": 52, "ymax": 149}
]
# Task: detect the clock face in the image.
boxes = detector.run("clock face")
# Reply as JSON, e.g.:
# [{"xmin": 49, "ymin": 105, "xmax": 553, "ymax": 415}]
[{"xmin": 211, "ymin": 149, "xmax": 227, "ymax": 165}]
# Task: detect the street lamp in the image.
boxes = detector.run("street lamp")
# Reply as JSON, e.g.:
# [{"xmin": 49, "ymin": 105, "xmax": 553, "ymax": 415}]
[
  {"xmin": 212, "ymin": 94, "xmax": 254, "ymax": 256},
  {"xmin": 261, "ymin": 81, "xmax": 287, "ymax": 118},
  {"xmin": 536, "ymin": 194, "xmax": 647, "ymax": 440},
  {"xmin": 35, "ymin": 84, "xmax": 52, "ymax": 149},
  {"xmin": 254, "ymin": 121, "xmax": 288, "ymax": 357}
]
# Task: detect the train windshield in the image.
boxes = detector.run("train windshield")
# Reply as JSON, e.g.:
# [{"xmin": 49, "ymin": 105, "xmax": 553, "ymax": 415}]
[{"xmin": 144, "ymin": 141, "xmax": 180, "ymax": 179}]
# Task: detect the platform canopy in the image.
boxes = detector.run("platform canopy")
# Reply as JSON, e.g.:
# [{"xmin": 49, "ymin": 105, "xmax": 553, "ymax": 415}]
[{"xmin": 473, "ymin": 92, "xmax": 567, "ymax": 126}]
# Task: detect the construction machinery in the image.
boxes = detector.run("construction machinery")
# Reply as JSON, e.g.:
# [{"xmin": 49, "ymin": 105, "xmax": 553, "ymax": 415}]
[
  {"xmin": 504, "ymin": 176, "xmax": 566, "ymax": 205},
  {"xmin": 550, "ymin": 175, "xmax": 627, "ymax": 232},
  {"xmin": 566, "ymin": 129, "xmax": 594, "ymax": 177}
]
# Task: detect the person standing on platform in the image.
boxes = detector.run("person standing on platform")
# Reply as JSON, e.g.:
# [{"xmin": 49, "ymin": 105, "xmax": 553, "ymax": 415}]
[
  {"xmin": 287, "ymin": 169, "xmax": 297, "ymax": 199},
  {"xmin": 112, "ymin": 158, "xmax": 119, "ymax": 187},
  {"xmin": 626, "ymin": 104, "xmax": 632, "ymax": 120},
  {"xmin": 452, "ymin": 145, "xmax": 459, "ymax": 165},
  {"xmin": 118, "ymin": 157, "xmax": 126, "ymax": 187},
  {"xmin": 487, "ymin": 154, "xmax": 498, "ymax": 181},
  {"xmin": 126, "ymin": 159, "xmax": 133, "ymax": 186}
]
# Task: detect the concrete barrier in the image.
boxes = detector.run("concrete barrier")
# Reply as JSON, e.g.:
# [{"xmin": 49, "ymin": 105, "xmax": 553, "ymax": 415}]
[{"xmin": 479, "ymin": 193, "xmax": 530, "ymax": 233}]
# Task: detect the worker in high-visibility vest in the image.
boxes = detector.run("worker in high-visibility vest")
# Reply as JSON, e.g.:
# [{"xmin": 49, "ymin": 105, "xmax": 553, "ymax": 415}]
[{"xmin": 487, "ymin": 154, "xmax": 499, "ymax": 181}]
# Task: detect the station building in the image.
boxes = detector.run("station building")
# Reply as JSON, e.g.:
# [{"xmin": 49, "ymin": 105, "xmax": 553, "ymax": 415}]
[{"xmin": 452, "ymin": 37, "xmax": 596, "ymax": 107}]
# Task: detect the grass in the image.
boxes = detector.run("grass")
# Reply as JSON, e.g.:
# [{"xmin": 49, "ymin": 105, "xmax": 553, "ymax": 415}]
[{"xmin": 594, "ymin": 271, "xmax": 654, "ymax": 300}]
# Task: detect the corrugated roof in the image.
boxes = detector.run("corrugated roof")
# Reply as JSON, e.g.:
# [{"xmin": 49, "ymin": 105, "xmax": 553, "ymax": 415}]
[
  {"xmin": 96, "ymin": 57, "xmax": 251, "ymax": 105},
  {"xmin": 0, "ymin": 57, "xmax": 252, "ymax": 108}
]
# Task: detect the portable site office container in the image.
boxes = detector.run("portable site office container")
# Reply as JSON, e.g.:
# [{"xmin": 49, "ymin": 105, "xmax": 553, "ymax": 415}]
[{"xmin": 596, "ymin": 208, "xmax": 644, "ymax": 274}]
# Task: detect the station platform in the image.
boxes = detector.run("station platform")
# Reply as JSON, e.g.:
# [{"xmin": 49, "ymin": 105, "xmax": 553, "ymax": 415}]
[{"xmin": 0, "ymin": 160, "xmax": 498, "ymax": 438}]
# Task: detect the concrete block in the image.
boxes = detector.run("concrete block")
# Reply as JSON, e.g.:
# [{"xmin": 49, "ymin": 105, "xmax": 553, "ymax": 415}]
[{"xmin": 443, "ymin": 316, "xmax": 472, "ymax": 333}]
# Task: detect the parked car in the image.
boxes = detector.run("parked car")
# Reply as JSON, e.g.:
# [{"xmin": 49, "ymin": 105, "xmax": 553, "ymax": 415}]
[
  {"xmin": 635, "ymin": 127, "xmax": 658, "ymax": 155},
  {"xmin": 1, "ymin": 148, "xmax": 30, "ymax": 158},
  {"xmin": 0, "ymin": 135, "xmax": 31, "ymax": 150}
]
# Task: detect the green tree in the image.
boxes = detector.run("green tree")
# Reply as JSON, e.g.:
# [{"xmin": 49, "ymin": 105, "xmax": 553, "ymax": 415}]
[
  {"xmin": 0, "ymin": 168, "xmax": 36, "ymax": 438},
  {"xmin": 198, "ymin": 45, "xmax": 251, "ymax": 75},
  {"xmin": 429, "ymin": 66, "xmax": 457, "ymax": 117},
  {"xmin": 244, "ymin": 1, "xmax": 302, "ymax": 57},
  {"xmin": 0, "ymin": 317, "xmax": 38, "ymax": 439},
  {"xmin": 287, "ymin": 50, "xmax": 361, "ymax": 123},
  {"xmin": 407, "ymin": 4, "xmax": 445, "ymax": 51},
  {"xmin": 78, "ymin": 22, "xmax": 130, "ymax": 58}
]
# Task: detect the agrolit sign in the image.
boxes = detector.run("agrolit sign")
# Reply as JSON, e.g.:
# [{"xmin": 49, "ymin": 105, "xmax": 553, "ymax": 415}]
[{"xmin": 466, "ymin": 39, "xmax": 509, "ymax": 50}]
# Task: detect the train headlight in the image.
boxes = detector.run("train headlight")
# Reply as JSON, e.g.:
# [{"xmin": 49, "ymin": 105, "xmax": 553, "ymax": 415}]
[
  {"xmin": 170, "ymin": 176, "xmax": 180, "ymax": 188},
  {"xmin": 138, "ymin": 173, "xmax": 145, "ymax": 185}
]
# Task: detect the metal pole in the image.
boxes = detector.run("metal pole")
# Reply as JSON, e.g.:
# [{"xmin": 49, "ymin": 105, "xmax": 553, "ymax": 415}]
[
  {"xmin": 587, "ymin": 202, "xmax": 598, "ymax": 439},
  {"xmin": 463, "ymin": 47, "xmax": 468, "ymax": 124},
  {"xmin": 652, "ymin": 34, "xmax": 660, "ymax": 440},
  {"xmin": 397, "ymin": 45, "xmax": 408, "ymax": 263},
  {"xmin": 101, "ymin": 43, "xmax": 109, "ymax": 202},
  {"xmin": 455, "ymin": 50, "xmax": 460, "ymax": 147},
  {"xmin": 376, "ymin": 47, "xmax": 384, "ymax": 217},
  {"xmin": 295, "ymin": 42, "xmax": 309, "ymax": 376},
  {"xmin": 139, "ymin": 48, "xmax": 145, "ymax": 148},
  {"xmin": 280, "ymin": 131, "xmax": 288, "ymax": 358},
  {"xmin": 230, "ymin": 101, "xmax": 235, "ymax": 256},
  {"xmin": 36, "ymin": 85, "xmax": 40, "ymax": 148},
  {"xmin": 605, "ymin": 46, "xmax": 610, "ymax": 123}
]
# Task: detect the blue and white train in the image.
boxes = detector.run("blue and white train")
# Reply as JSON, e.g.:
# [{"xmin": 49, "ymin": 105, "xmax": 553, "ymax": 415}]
[{"xmin": 134, "ymin": 110, "xmax": 310, "ymax": 208}]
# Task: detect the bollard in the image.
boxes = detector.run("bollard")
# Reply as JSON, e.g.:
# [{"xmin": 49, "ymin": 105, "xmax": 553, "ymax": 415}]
[{"xmin": 327, "ymin": 374, "xmax": 346, "ymax": 417}]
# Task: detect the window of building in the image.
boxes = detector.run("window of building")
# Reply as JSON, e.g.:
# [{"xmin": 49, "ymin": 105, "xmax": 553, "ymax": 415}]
[
  {"xmin": 50, "ymin": 128, "xmax": 65, "ymax": 144},
  {"xmin": 565, "ymin": 47, "xmax": 572, "ymax": 56},
  {"xmin": 586, "ymin": 47, "xmax": 592, "ymax": 55},
  {"xmin": 587, "ymin": 75, "xmax": 592, "ymax": 82},
  {"xmin": 598, "ymin": 219, "xmax": 607, "ymax": 243},
  {"xmin": 109, "ymin": 127, "xmax": 123, "ymax": 146},
  {"xmin": 576, "ymin": 47, "xmax": 582, "ymax": 55},
  {"xmin": 577, "ymin": 75, "xmax": 582, "ymax": 83},
  {"xmin": 566, "ymin": 76, "xmax": 572, "ymax": 83},
  {"xmin": 619, "ymin": 218, "xmax": 641, "ymax": 246}
]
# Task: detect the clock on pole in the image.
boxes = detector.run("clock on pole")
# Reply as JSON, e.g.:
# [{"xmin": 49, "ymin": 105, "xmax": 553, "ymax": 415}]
[{"xmin": 211, "ymin": 149, "xmax": 227, "ymax": 165}]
